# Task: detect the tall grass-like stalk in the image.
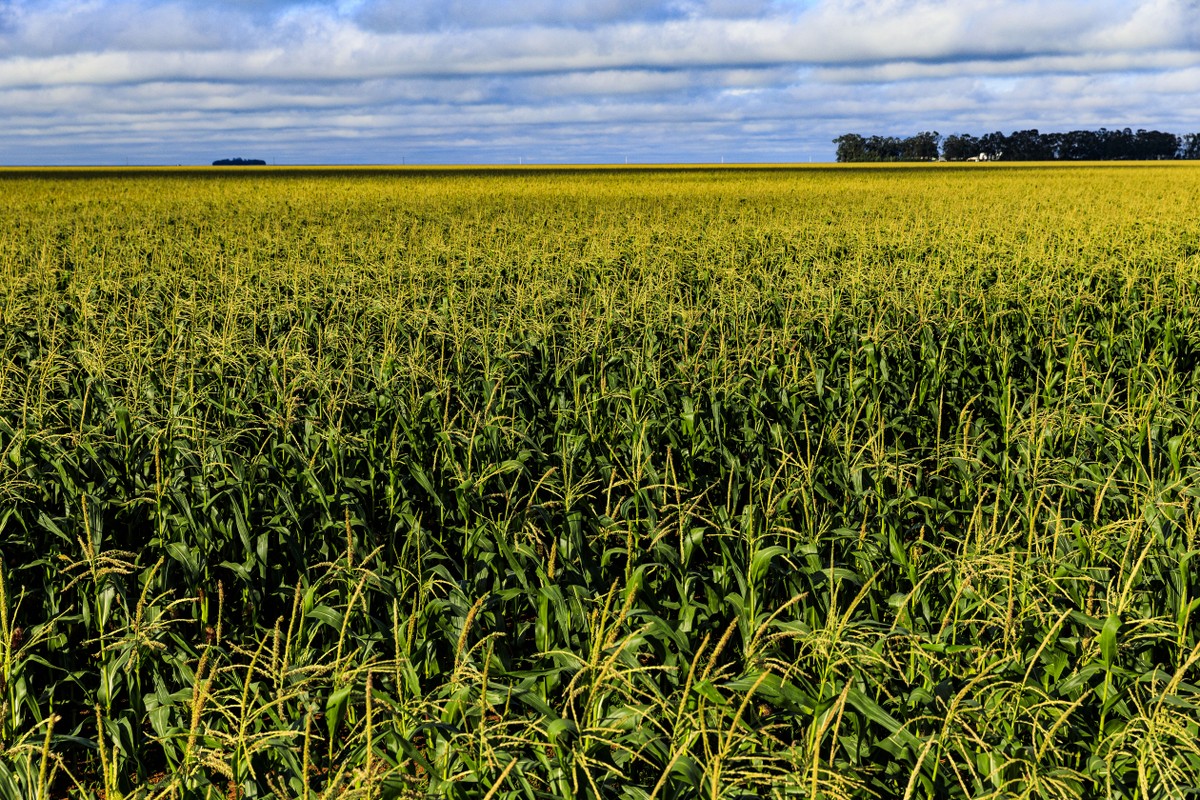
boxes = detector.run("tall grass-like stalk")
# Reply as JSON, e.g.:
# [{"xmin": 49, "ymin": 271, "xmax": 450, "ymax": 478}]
[{"xmin": 1, "ymin": 164, "xmax": 1199, "ymax": 797}]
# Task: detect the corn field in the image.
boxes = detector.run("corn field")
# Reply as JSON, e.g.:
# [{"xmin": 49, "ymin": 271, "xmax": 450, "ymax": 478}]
[{"xmin": 2, "ymin": 164, "xmax": 1200, "ymax": 799}]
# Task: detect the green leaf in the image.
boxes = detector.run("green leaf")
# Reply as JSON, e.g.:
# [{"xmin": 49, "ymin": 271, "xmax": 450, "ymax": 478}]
[
  {"xmin": 749, "ymin": 546, "xmax": 790, "ymax": 584},
  {"xmin": 326, "ymin": 684, "xmax": 353, "ymax": 743},
  {"xmin": 1100, "ymin": 613, "xmax": 1122, "ymax": 667}
]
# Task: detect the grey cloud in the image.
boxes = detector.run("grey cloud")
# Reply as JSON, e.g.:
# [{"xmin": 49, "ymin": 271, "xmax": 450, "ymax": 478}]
[{"xmin": 815, "ymin": 50, "xmax": 1200, "ymax": 83}]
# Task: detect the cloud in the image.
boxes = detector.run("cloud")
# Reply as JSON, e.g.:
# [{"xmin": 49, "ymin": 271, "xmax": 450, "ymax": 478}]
[
  {"xmin": 9, "ymin": 1, "xmax": 1199, "ymax": 76},
  {"xmin": 353, "ymin": 0, "xmax": 782, "ymax": 32},
  {"xmin": 0, "ymin": 0, "xmax": 1198, "ymax": 164},
  {"xmin": 355, "ymin": 0, "xmax": 679, "ymax": 32}
]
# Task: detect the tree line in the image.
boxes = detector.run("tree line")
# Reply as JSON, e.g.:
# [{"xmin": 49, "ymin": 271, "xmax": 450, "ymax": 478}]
[{"xmin": 834, "ymin": 129, "xmax": 1200, "ymax": 162}]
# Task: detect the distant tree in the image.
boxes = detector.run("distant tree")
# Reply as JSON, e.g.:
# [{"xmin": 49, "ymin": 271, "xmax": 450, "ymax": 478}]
[
  {"xmin": 835, "ymin": 132, "xmax": 939, "ymax": 162},
  {"xmin": 866, "ymin": 135, "xmax": 905, "ymax": 161},
  {"xmin": 979, "ymin": 131, "xmax": 1008, "ymax": 161},
  {"xmin": 837, "ymin": 127, "xmax": 1190, "ymax": 162},
  {"xmin": 1041, "ymin": 132, "xmax": 1064, "ymax": 159},
  {"xmin": 1107, "ymin": 128, "xmax": 1137, "ymax": 159},
  {"xmin": 941, "ymin": 133, "xmax": 980, "ymax": 161},
  {"xmin": 833, "ymin": 134, "xmax": 868, "ymax": 163},
  {"xmin": 1058, "ymin": 129, "xmax": 1101, "ymax": 160},
  {"xmin": 1004, "ymin": 130, "xmax": 1054, "ymax": 161},
  {"xmin": 1183, "ymin": 134, "xmax": 1200, "ymax": 159},
  {"xmin": 213, "ymin": 158, "xmax": 267, "ymax": 166},
  {"xmin": 1133, "ymin": 129, "xmax": 1180, "ymax": 160},
  {"xmin": 903, "ymin": 131, "xmax": 941, "ymax": 160}
]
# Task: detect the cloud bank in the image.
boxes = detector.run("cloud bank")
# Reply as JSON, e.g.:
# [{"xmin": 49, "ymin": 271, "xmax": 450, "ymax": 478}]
[{"xmin": 1, "ymin": 0, "xmax": 1197, "ymax": 164}]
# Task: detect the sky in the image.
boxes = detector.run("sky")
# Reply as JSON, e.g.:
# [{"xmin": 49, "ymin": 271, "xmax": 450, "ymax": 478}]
[{"xmin": 1, "ymin": 0, "xmax": 1198, "ymax": 165}]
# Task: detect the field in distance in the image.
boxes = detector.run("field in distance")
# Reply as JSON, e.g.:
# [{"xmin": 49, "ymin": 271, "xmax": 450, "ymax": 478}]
[{"xmin": 2, "ymin": 164, "xmax": 1200, "ymax": 798}]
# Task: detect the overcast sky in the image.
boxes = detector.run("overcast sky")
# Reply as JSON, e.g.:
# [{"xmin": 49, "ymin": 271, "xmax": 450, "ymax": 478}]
[{"xmin": 1, "ymin": 0, "xmax": 1198, "ymax": 165}]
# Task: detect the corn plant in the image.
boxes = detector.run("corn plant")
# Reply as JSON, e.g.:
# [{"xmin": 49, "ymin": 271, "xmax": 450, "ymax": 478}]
[{"xmin": 1, "ymin": 164, "xmax": 1200, "ymax": 798}]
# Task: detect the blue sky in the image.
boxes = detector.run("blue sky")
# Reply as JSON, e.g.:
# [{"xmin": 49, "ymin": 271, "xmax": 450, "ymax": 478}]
[{"xmin": 1, "ymin": 0, "xmax": 1198, "ymax": 164}]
